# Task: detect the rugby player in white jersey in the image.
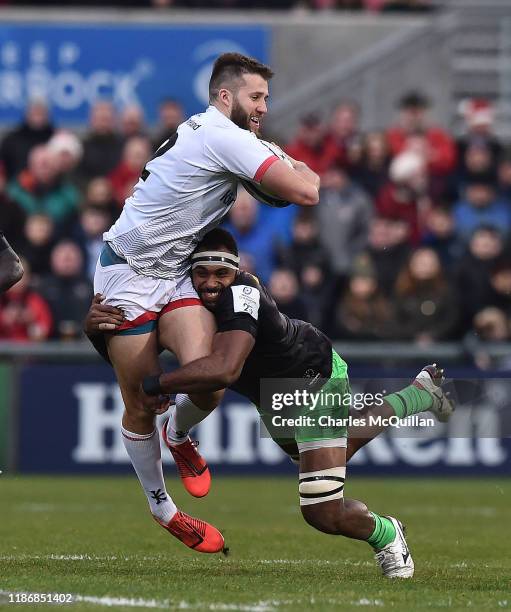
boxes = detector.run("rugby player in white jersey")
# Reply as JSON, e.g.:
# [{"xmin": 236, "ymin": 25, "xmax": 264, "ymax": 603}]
[{"xmin": 93, "ymin": 52, "xmax": 320, "ymax": 553}]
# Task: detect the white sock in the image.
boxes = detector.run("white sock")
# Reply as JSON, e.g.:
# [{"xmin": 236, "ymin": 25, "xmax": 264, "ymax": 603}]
[
  {"xmin": 121, "ymin": 426, "xmax": 177, "ymax": 523},
  {"xmin": 166, "ymin": 394, "xmax": 211, "ymax": 445}
]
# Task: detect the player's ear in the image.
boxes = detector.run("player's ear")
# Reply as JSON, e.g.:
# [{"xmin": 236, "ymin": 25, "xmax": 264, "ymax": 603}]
[{"xmin": 218, "ymin": 88, "xmax": 233, "ymax": 109}]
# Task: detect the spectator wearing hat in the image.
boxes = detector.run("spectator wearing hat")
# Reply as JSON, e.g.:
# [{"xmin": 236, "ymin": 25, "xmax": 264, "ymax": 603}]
[
  {"xmin": 0, "ymin": 100, "xmax": 54, "ymax": 181},
  {"xmin": 453, "ymin": 178, "xmax": 511, "ymax": 244},
  {"xmin": 386, "ymin": 91, "xmax": 457, "ymax": 177},
  {"xmin": 376, "ymin": 149, "xmax": 430, "ymax": 244},
  {"xmin": 47, "ymin": 130, "xmax": 83, "ymax": 186},
  {"xmin": 457, "ymin": 99, "xmax": 502, "ymax": 173}
]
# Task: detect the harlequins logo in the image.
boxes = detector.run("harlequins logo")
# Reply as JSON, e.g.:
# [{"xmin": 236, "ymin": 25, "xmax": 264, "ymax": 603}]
[{"xmin": 150, "ymin": 489, "xmax": 167, "ymax": 505}]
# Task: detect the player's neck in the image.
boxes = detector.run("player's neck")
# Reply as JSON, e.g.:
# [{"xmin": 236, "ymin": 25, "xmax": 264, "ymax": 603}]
[{"xmin": 211, "ymin": 102, "xmax": 230, "ymax": 120}]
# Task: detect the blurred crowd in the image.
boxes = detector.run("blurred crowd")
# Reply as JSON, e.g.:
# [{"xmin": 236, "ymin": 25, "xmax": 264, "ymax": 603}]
[
  {"xmin": 4, "ymin": 0, "xmax": 435, "ymax": 12},
  {"xmin": 0, "ymin": 91, "xmax": 510, "ymax": 349}
]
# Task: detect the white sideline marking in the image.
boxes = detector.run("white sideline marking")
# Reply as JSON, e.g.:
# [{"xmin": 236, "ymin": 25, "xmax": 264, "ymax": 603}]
[
  {"xmin": 1, "ymin": 554, "xmax": 373, "ymax": 568},
  {"xmin": 258, "ymin": 559, "xmax": 373, "ymax": 567},
  {"xmin": 75, "ymin": 595, "xmax": 168, "ymax": 609},
  {"xmin": 0, "ymin": 554, "xmax": 161, "ymax": 562},
  {"xmin": 351, "ymin": 600, "xmax": 384, "ymax": 607},
  {"xmin": 16, "ymin": 502, "xmax": 112, "ymax": 513},
  {"xmin": 0, "ymin": 592, "xmax": 282, "ymax": 611}
]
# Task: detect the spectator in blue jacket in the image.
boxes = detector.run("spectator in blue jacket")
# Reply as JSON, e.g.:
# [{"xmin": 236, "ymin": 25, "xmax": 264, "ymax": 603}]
[
  {"xmin": 453, "ymin": 177, "xmax": 511, "ymax": 244},
  {"xmin": 223, "ymin": 189, "xmax": 285, "ymax": 284}
]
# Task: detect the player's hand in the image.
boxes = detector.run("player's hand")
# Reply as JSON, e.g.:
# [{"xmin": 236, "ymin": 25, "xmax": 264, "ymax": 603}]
[
  {"xmin": 139, "ymin": 385, "xmax": 174, "ymax": 415},
  {"xmin": 84, "ymin": 294, "xmax": 125, "ymax": 335}
]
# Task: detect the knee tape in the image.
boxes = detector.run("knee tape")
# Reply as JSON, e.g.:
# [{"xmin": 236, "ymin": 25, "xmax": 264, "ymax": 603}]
[{"xmin": 298, "ymin": 467, "xmax": 346, "ymax": 506}]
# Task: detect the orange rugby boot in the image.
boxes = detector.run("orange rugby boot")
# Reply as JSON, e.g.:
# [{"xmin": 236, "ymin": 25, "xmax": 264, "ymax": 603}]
[
  {"xmin": 154, "ymin": 510, "xmax": 225, "ymax": 554},
  {"xmin": 161, "ymin": 417, "xmax": 211, "ymax": 497}
]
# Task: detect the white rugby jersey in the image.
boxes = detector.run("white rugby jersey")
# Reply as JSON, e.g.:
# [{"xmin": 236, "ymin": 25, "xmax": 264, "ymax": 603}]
[{"xmin": 103, "ymin": 105, "xmax": 279, "ymax": 280}]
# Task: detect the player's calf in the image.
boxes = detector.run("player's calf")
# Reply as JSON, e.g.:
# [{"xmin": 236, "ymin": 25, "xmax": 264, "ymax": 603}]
[{"xmin": 298, "ymin": 445, "xmax": 414, "ymax": 577}]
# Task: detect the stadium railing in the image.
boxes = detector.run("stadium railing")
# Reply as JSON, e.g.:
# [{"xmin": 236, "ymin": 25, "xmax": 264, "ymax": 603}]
[{"xmin": 0, "ymin": 340, "xmax": 507, "ymax": 363}]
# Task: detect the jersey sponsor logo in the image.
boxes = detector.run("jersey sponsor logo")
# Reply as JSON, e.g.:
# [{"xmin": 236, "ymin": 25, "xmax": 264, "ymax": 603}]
[
  {"xmin": 186, "ymin": 118, "xmax": 201, "ymax": 131},
  {"xmin": 232, "ymin": 285, "xmax": 260, "ymax": 320}
]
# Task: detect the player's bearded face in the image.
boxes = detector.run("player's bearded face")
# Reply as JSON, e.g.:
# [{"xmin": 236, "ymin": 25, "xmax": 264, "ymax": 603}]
[{"xmin": 230, "ymin": 96, "xmax": 257, "ymax": 133}]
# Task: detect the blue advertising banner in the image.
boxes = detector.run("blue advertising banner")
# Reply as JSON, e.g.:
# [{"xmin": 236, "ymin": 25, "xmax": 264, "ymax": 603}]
[
  {"xmin": 0, "ymin": 23, "xmax": 269, "ymax": 123},
  {"xmin": 16, "ymin": 363, "xmax": 511, "ymax": 475}
]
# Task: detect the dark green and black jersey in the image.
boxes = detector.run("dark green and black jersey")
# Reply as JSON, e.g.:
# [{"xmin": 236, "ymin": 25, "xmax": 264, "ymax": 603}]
[{"xmin": 213, "ymin": 271, "xmax": 332, "ymax": 405}]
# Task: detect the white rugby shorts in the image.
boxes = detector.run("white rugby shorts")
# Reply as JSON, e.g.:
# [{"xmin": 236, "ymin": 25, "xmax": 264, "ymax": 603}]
[{"xmin": 93, "ymin": 243, "xmax": 201, "ymax": 335}]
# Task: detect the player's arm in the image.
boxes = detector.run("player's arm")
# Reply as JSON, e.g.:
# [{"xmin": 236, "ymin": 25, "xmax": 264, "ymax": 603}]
[
  {"xmin": 143, "ymin": 329, "xmax": 255, "ymax": 396},
  {"xmin": 260, "ymin": 159, "xmax": 319, "ymax": 206},
  {"xmin": 83, "ymin": 294, "xmax": 125, "ymax": 365},
  {"xmin": 0, "ymin": 234, "xmax": 23, "ymax": 293},
  {"xmin": 206, "ymin": 130, "xmax": 319, "ymax": 206}
]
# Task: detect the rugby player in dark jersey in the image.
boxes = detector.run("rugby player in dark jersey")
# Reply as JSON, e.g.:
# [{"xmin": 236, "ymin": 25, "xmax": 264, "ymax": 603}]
[
  {"xmin": 0, "ymin": 232, "xmax": 23, "ymax": 292},
  {"xmin": 86, "ymin": 228, "xmax": 454, "ymax": 577}
]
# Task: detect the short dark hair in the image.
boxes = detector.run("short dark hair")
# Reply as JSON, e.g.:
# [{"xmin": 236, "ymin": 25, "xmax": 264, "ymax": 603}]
[
  {"xmin": 209, "ymin": 53, "xmax": 274, "ymax": 103},
  {"xmin": 195, "ymin": 228, "xmax": 239, "ymax": 257},
  {"xmin": 398, "ymin": 91, "xmax": 430, "ymax": 109}
]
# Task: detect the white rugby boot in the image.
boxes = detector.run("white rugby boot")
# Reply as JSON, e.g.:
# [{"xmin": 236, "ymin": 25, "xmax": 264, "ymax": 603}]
[
  {"xmin": 414, "ymin": 363, "xmax": 455, "ymax": 422},
  {"xmin": 374, "ymin": 517, "xmax": 414, "ymax": 579}
]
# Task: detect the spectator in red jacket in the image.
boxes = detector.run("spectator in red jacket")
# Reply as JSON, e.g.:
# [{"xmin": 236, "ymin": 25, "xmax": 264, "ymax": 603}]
[
  {"xmin": 285, "ymin": 114, "xmax": 341, "ymax": 176},
  {"xmin": 376, "ymin": 149, "xmax": 431, "ymax": 244},
  {"xmin": 386, "ymin": 91, "xmax": 457, "ymax": 176},
  {"xmin": 108, "ymin": 135, "xmax": 152, "ymax": 206},
  {"xmin": 323, "ymin": 101, "xmax": 364, "ymax": 171},
  {"xmin": 0, "ymin": 258, "xmax": 52, "ymax": 341}
]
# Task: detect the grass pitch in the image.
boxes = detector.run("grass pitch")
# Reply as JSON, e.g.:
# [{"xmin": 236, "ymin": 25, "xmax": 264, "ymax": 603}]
[{"xmin": 0, "ymin": 475, "xmax": 509, "ymax": 611}]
